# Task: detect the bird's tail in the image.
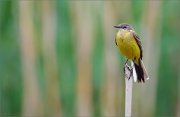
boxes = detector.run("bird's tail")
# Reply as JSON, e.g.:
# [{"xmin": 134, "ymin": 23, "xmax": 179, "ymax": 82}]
[
  {"xmin": 134, "ymin": 59, "xmax": 145, "ymax": 82},
  {"xmin": 140, "ymin": 60, "xmax": 149, "ymax": 80}
]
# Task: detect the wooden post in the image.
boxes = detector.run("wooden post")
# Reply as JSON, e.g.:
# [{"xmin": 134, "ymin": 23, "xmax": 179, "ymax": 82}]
[{"xmin": 124, "ymin": 63, "xmax": 133, "ymax": 117}]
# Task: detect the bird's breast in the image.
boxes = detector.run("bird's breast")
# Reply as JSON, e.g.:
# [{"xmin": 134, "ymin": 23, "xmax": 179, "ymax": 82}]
[
  {"xmin": 116, "ymin": 30, "xmax": 133, "ymax": 48},
  {"xmin": 116, "ymin": 30, "xmax": 140, "ymax": 60}
]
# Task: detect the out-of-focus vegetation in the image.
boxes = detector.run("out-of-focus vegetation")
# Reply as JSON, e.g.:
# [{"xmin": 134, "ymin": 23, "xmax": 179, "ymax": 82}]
[{"xmin": 0, "ymin": 1, "xmax": 180, "ymax": 117}]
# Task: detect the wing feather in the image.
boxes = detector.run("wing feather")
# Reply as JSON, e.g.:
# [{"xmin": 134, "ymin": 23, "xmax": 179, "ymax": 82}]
[
  {"xmin": 115, "ymin": 37, "xmax": 118, "ymax": 46},
  {"xmin": 133, "ymin": 32, "xmax": 143, "ymax": 59}
]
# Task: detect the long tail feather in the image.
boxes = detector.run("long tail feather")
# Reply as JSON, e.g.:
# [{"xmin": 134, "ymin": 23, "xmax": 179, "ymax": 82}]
[
  {"xmin": 140, "ymin": 60, "xmax": 149, "ymax": 80},
  {"xmin": 134, "ymin": 60, "xmax": 144, "ymax": 82}
]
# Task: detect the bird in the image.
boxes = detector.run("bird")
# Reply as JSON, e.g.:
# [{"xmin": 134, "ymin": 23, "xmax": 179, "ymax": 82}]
[{"xmin": 114, "ymin": 23, "xmax": 149, "ymax": 82}]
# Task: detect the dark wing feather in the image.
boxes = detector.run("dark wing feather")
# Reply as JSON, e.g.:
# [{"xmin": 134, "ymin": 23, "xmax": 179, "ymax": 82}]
[
  {"xmin": 133, "ymin": 32, "xmax": 143, "ymax": 59},
  {"xmin": 115, "ymin": 37, "xmax": 118, "ymax": 46}
]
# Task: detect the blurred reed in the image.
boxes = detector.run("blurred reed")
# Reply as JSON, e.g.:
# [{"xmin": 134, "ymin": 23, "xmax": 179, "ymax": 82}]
[
  {"xmin": 0, "ymin": 1, "xmax": 180, "ymax": 117},
  {"xmin": 19, "ymin": 1, "xmax": 41, "ymax": 116},
  {"xmin": 73, "ymin": 2, "xmax": 93, "ymax": 117}
]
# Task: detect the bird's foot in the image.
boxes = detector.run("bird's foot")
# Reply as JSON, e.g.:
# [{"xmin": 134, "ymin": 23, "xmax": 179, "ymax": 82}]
[
  {"xmin": 128, "ymin": 67, "xmax": 133, "ymax": 80},
  {"xmin": 124, "ymin": 63, "xmax": 133, "ymax": 80}
]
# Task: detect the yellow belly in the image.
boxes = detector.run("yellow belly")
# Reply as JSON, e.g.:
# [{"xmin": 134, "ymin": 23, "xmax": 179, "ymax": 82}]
[{"xmin": 116, "ymin": 30, "xmax": 140, "ymax": 62}]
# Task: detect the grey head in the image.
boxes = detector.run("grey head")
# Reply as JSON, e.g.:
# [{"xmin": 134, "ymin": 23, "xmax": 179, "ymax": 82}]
[{"xmin": 114, "ymin": 23, "xmax": 134, "ymax": 30}]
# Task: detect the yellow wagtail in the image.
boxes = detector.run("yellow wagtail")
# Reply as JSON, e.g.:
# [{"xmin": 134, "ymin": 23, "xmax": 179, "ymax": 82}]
[{"xmin": 114, "ymin": 23, "xmax": 149, "ymax": 82}]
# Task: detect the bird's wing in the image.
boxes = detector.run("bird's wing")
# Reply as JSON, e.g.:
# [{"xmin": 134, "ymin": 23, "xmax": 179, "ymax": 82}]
[
  {"xmin": 115, "ymin": 37, "xmax": 118, "ymax": 46},
  {"xmin": 132, "ymin": 32, "xmax": 143, "ymax": 59}
]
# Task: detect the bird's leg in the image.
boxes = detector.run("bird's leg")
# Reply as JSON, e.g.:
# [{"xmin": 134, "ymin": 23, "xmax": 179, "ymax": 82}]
[
  {"xmin": 124, "ymin": 59, "xmax": 133, "ymax": 80},
  {"xmin": 124, "ymin": 59, "xmax": 129, "ymax": 73},
  {"xmin": 128, "ymin": 67, "xmax": 133, "ymax": 80},
  {"xmin": 125, "ymin": 59, "xmax": 128, "ymax": 65}
]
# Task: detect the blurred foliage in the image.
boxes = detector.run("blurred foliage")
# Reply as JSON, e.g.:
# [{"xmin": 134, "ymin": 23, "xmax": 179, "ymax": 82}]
[
  {"xmin": 0, "ymin": 1, "xmax": 22, "ymax": 116},
  {"xmin": 56, "ymin": 1, "xmax": 76, "ymax": 116},
  {"xmin": 92, "ymin": 11, "xmax": 105, "ymax": 117},
  {"xmin": 156, "ymin": 1, "xmax": 180, "ymax": 116},
  {"xmin": 0, "ymin": 1, "xmax": 180, "ymax": 117}
]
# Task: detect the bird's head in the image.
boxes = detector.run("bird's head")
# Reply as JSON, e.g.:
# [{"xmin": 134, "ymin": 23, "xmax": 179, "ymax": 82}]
[{"xmin": 114, "ymin": 23, "xmax": 133, "ymax": 31}]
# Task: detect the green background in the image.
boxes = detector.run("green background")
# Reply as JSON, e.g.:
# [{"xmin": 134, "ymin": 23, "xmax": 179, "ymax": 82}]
[{"xmin": 0, "ymin": 1, "xmax": 180, "ymax": 117}]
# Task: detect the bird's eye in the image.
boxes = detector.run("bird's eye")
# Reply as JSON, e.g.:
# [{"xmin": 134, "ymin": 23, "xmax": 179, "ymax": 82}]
[{"xmin": 123, "ymin": 26, "xmax": 127, "ymax": 29}]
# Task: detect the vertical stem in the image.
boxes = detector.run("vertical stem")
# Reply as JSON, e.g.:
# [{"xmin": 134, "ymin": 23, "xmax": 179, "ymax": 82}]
[
  {"xmin": 74, "ymin": 3, "xmax": 93, "ymax": 116},
  {"xmin": 140, "ymin": 1, "xmax": 162, "ymax": 116},
  {"xmin": 41, "ymin": 1, "xmax": 61, "ymax": 116},
  {"xmin": 125, "ymin": 64, "xmax": 133, "ymax": 117},
  {"xmin": 19, "ymin": 1, "xmax": 42, "ymax": 116},
  {"xmin": 101, "ymin": 3, "xmax": 118, "ymax": 117}
]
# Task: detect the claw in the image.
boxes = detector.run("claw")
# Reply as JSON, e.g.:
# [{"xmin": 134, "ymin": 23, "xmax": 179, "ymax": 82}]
[
  {"xmin": 128, "ymin": 68, "xmax": 133, "ymax": 80},
  {"xmin": 124, "ymin": 63, "xmax": 133, "ymax": 80},
  {"xmin": 125, "ymin": 59, "xmax": 128, "ymax": 65},
  {"xmin": 124, "ymin": 59, "xmax": 129, "ymax": 73}
]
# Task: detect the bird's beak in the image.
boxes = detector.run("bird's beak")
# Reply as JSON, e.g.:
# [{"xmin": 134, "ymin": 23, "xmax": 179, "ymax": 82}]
[{"xmin": 114, "ymin": 25, "xmax": 121, "ymax": 29}]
